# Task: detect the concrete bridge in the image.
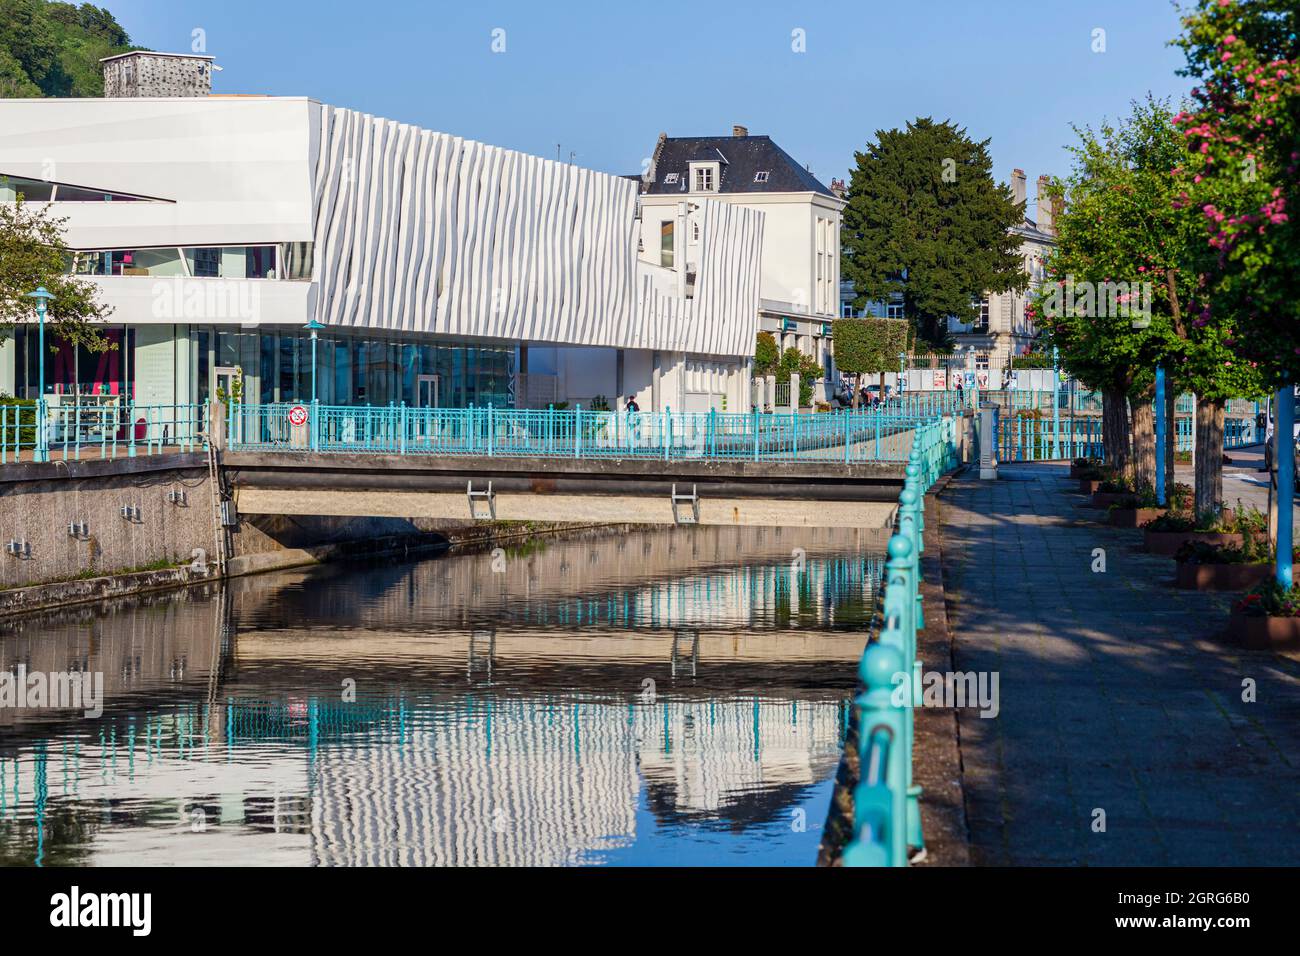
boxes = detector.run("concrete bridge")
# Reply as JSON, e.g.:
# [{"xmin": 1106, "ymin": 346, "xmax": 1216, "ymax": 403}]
[
  {"xmin": 216, "ymin": 402, "xmax": 966, "ymax": 530},
  {"xmin": 223, "ymin": 450, "xmax": 910, "ymax": 530}
]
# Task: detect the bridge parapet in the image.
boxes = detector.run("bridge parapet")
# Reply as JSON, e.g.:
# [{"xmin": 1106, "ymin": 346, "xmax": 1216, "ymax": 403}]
[{"xmin": 226, "ymin": 403, "xmax": 949, "ymax": 466}]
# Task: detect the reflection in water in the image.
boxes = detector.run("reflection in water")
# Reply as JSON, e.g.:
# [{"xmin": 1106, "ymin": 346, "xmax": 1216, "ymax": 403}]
[{"xmin": 0, "ymin": 526, "xmax": 885, "ymax": 866}]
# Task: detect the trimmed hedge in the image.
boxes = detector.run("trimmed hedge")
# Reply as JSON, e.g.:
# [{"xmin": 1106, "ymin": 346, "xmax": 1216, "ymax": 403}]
[{"xmin": 832, "ymin": 318, "xmax": 908, "ymax": 375}]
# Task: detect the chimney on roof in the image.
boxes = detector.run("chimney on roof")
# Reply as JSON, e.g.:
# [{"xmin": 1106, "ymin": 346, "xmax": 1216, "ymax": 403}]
[
  {"xmin": 1036, "ymin": 174, "xmax": 1056, "ymax": 236},
  {"xmin": 732, "ymin": 124, "xmax": 748, "ymax": 138},
  {"xmin": 1011, "ymin": 169, "xmax": 1027, "ymax": 209},
  {"xmin": 100, "ymin": 51, "xmax": 216, "ymax": 98}
]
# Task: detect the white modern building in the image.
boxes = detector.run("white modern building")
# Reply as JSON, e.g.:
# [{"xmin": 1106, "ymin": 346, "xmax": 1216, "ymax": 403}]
[
  {"xmin": 0, "ymin": 53, "xmax": 764, "ymax": 418},
  {"xmin": 636, "ymin": 127, "xmax": 845, "ymax": 402}
]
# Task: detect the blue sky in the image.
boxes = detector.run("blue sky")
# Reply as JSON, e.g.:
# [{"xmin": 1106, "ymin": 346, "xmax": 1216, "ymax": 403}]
[{"xmin": 109, "ymin": 0, "xmax": 1193, "ymax": 208}]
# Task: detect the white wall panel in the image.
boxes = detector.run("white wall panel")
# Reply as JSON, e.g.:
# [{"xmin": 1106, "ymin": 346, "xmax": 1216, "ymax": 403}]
[
  {"xmin": 0, "ymin": 98, "xmax": 763, "ymax": 358},
  {"xmin": 0, "ymin": 97, "xmax": 315, "ymax": 249}
]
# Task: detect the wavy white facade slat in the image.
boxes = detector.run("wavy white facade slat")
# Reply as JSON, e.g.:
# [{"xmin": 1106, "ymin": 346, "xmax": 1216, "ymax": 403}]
[{"xmin": 311, "ymin": 105, "xmax": 761, "ymax": 359}]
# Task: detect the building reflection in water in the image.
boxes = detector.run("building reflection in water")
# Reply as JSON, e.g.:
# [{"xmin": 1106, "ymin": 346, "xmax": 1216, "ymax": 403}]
[{"xmin": 0, "ymin": 525, "xmax": 885, "ymax": 866}]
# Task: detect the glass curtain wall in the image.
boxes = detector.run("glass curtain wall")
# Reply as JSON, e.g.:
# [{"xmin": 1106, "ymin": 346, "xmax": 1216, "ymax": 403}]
[
  {"xmin": 10, "ymin": 325, "xmax": 134, "ymax": 399},
  {"xmin": 11, "ymin": 325, "xmax": 516, "ymax": 408},
  {"xmin": 194, "ymin": 328, "xmax": 513, "ymax": 408}
]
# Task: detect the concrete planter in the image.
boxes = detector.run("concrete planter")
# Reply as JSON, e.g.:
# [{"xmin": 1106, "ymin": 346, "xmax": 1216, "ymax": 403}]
[
  {"xmin": 1227, "ymin": 610, "xmax": 1300, "ymax": 650},
  {"xmin": 1143, "ymin": 530, "xmax": 1244, "ymax": 556},
  {"xmin": 1077, "ymin": 478, "xmax": 1104, "ymax": 494},
  {"xmin": 1175, "ymin": 561, "xmax": 1271, "ymax": 591},
  {"xmin": 1070, "ymin": 465, "xmax": 1105, "ymax": 481},
  {"xmin": 1109, "ymin": 507, "xmax": 1167, "ymax": 529}
]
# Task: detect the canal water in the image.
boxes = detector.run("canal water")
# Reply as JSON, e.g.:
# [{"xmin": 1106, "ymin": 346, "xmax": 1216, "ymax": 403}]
[{"xmin": 0, "ymin": 525, "xmax": 886, "ymax": 867}]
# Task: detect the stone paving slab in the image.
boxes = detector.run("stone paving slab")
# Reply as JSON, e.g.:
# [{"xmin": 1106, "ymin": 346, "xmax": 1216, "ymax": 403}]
[{"xmin": 941, "ymin": 462, "xmax": 1300, "ymax": 866}]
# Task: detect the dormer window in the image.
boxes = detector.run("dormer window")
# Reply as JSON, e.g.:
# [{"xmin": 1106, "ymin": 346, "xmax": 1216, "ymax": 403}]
[
  {"xmin": 753, "ymin": 171, "xmax": 770, "ymax": 184},
  {"xmin": 662, "ymin": 172, "xmax": 679, "ymax": 185},
  {"xmin": 689, "ymin": 162, "xmax": 719, "ymax": 193}
]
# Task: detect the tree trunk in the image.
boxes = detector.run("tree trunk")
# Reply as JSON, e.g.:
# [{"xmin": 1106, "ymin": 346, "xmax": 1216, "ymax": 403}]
[
  {"xmin": 1102, "ymin": 388, "xmax": 1132, "ymax": 480},
  {"xmin": 1193, "ymin": 396, "xmax": 1226, "ymax": 521},
  {"xmin": 1164, "ymin": 381, "xmax": 1178, "ymax": 502},
  {"xmin": 1131, "ymin": 393, "xmax": 1155, "ymax": 494}
]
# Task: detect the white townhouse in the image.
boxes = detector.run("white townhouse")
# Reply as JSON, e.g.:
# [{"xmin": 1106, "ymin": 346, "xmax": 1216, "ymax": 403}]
[
  {"xmin": 0, "ymin": 52, "xmax": 764, "ymax": 421},
  {"xmin": 634, "ymin": 127, "xmax": 845, "ymax": 403}
]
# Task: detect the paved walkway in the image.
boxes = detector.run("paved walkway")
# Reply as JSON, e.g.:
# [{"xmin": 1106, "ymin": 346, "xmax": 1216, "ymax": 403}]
[{"xmin": 941, "ymin": 462, "xmax": 1300, "ymax": 866}]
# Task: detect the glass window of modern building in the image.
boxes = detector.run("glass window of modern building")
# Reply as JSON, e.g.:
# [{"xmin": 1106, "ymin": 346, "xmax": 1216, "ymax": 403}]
[
  {"xmin": 1, "ymin": 173, "xmax": 156, "ymax": 203},
  {"xmin": 0, "ymin": 174, "xmax": 53, "ymax": 202},
  {"xmin": 9, "ymin": 325, "xmax": 514, "ymax": 411}
]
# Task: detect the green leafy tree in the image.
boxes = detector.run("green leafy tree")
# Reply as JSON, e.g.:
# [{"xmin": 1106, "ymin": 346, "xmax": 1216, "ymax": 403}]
[
  {"xmin": 0, "ymin": 197, "xmax": 113, "ymax": 352},
  {"xmin": 753, "ymin": 331, "xmax": 779, "ymax": 377},
  {"xmin": 832, "ymin": 317, "xmax": 907, "ymax": 408},
  {"xmin": 775, "ymin": 347, "xmax": 822, "ymax": 408},
  {"xmin": 1173, "ymin": 0, "xmax": 1299, "ymax": 382},
  {"xmin": 1170, "ymin": 1, "xmax": 1298, "ymax": 516},
  {"xmin": 841, "ymin": 117, "xmax": 1027, "ymax": 347},
  {"xmin": 0, "ymin": 0, "xmax": 133, "ymax": 97},
  {"xmin": 1035, "ymin": 97, "xmax": 1264, "ymax": 514}
]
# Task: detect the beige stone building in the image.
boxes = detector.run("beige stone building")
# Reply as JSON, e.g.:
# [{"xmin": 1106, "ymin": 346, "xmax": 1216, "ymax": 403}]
[{"xmin": 946, "ymin": 170, "xmax": 1058, "ymax": 381}]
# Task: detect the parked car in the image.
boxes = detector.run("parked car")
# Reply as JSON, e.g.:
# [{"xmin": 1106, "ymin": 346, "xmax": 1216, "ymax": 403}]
[{"xmin": 1259, "ymin": 389, "xmax": 1300, "ymax": 485}]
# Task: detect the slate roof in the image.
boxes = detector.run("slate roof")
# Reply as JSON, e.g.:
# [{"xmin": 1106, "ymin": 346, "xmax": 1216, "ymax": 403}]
[{"xmin": 640, "ymin": 135, "xmax": 834, "ymax": 197}]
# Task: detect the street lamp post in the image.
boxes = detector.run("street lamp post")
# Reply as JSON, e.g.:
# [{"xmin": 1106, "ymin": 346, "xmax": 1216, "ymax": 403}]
[
  {"xmin": 1052, "ymin": 344, "xmax": 1061, "ymax": 459},
  {"xmin": 303, "ymin": 318, "xmax": 326, "ymax": 452},
  {"xmin": 303, "ymin": 318, "xmax": 326, "ymax": 404},
  {"xmin": 25, "ymin": 287, "xmax": 55, "ymax": 462}
]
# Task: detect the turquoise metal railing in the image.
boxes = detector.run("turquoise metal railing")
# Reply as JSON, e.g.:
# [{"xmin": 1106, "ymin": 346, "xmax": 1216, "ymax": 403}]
[
  {"xmin": 0, "ymin": 399, "xmax": 208, "ymax": 463},
  {"xmin": 843, "ymin": 416, "xmax": 958, "ymax": 867},
  {"xmin": 995, "ymin": 411, "xmax": 1255, "ymax": 461},
  {"xmin": 997, "ymin": 416, "xmax": 1104, "ymax": 462},
  {"xmin": 0, "ymin": 402, "xmax": 38, "ymax": 463},
  {"xmin": 228, "ymin": 402, "xmax": 946, "ymax": 464},
  {"xmin": 879, "ymin": 391, "xmax": 971, "ymax": 417}
]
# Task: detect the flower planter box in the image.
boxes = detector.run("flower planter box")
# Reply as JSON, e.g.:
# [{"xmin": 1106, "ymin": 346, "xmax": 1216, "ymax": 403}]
[
  {"xmin": 1175, "ymin": 561, "xmax": 1271, "ymax": 591},
  {"xmin": 1070, "ymin": 465, "xmax": 1104, "ymax": 480},
  {"xmin": 1089, "ymin": 491, "xmax": 1133, "ymax": 509},
  {"xmin": 1077, "ymin": 479, "xmax": 1104, "ymax": 495},
  {"xmin": 1143, "ymin": 530, "xmax": 1244, "ymax": 556},
  {"xmin": 1227, "ymin": 609, "xmax": 1300, "ymax": 650},
  {"xmin": 1109, "ymin": 507, "xmax": 1167, "ymax": 529}
]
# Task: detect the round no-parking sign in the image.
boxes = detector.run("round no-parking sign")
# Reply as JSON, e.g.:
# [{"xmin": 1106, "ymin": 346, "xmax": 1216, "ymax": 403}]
[{"xmin": 288, "ymin": 405, "xmax": 309, "ymax": 427}]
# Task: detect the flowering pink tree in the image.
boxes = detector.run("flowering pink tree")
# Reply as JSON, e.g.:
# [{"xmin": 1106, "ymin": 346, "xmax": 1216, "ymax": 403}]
[
  {"xmin": 1173, "ymin": 0, "xmax": 1299, "ymax": 517},
  {"xmin": 1174, "ymin": 0, "xmax": 1300, "ymax": 383}
]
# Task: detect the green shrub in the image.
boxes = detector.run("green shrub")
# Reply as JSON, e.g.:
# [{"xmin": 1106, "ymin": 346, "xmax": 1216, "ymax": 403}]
[
  {"xmin": 832, "ymin": 318, "xmax": 908, "ymax": 377},
  {"xmin": 754, "ymin": 332, "xmax": 779, "ymax": 376},
  {"xmin": 0, "ymin": 396, "xmax": 37, "ymax": 446},
  {"xmin": 1175, "ymin": 538, "xmax": 1280, "ymax": 564},
  {"xmin": 1236, "ymin": 580, "xmax": 1300, "ymax": 618}
]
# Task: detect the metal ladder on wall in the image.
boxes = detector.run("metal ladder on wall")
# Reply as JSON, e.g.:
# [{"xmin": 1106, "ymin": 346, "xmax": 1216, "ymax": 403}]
[{"xmin": 206, "ymin": 441, "xmax": 229, "ymax": 576}]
